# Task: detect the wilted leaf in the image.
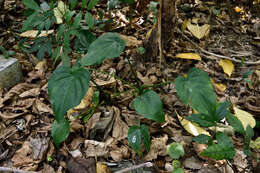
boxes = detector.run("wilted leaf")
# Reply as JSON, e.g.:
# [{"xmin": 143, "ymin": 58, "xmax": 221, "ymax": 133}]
[
  {"xmin": 20, "ymin": 30, "xmax": 54, "ymax": 38},
  {"xmin": 219, "ymin": 59, "xmax": 234, "ymax": 77},
  {"xmin": 250, "ymin": 137, "xmax": 260, "ymax": 151},
  {"xmin": 233, "ymin": 106, "xmax": 256, "ymax": 130},
  {"xmin": 210, "ymin": 78, "xmax": 226, "ymax": 92},
  {"xmin": 177, "ymin": 112, "xmax": 210, "ymax": 136},
  {"xmin": 186, "ymin": 20, "xmax": 210, "ymax": 39},
  {"xmin": 53, "ymin": 1, "xmax": 67, "ymax": 24},
  {"xmin": 175, "ymin": 53, "xmax": 201, "ymax": 60},
  {"xmin": 119, "ymin": 34, "xmax": 142, "ymax": 47}
]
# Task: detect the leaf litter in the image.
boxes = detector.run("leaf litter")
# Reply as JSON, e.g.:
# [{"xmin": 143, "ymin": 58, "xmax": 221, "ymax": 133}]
[{"xmin": 0, "ymin": 0, "xmax": 259, "ymax": 173}]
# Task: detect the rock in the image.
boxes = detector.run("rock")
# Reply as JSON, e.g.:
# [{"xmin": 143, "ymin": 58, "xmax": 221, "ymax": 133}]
[
  {"xmin": 0, "ymin": 55, "xmax": 22, "ymax": 89},
  {"xmin": 184, "ymin": 156, "xmax": 202, "ymax": 170},
  {"xmin": 165, "ymin": 162, "xmax": 173, "ymax": 172}
]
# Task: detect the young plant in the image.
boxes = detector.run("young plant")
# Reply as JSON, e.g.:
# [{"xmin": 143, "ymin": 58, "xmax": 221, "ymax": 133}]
[
  {"xmin": 174, "ymin": 68, "xmax": 254, "ymax": 160},
  {"xmin": 167, "ymin": 142, "xmax": 185, "ymax": 173}
]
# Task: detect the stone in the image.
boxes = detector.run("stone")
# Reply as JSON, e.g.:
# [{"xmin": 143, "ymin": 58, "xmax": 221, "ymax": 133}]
[
  {"xmin": 0, "ymin": 55, "xmax": 22, "ymax": 89},
  {"xmin": 184, "ymin": 156, "xmax": 202, "ymax": 170}
]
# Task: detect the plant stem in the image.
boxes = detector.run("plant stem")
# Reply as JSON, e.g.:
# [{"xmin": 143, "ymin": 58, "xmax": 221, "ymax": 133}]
[{"xmin": 125, "ymin": 56, "xmax": 142, "ymax": 93}]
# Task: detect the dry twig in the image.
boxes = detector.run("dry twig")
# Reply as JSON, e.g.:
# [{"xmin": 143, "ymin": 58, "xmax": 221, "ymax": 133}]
[
  {"xmin": 114, "ymin": 162, "xmax": 153, "ymax": 173},
  {"xmin": 0, "ymin": 167, "xmax": 38, "ymax": 173}
]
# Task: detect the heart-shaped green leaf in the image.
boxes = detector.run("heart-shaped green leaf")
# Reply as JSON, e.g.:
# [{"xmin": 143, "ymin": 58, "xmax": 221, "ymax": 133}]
[
  {"xmin": 82, "ymin": 33, "xmax": 125, "ymax": 66},
  {"xmin": 175, "ymin": 68, "xmax": 216, "ymax": 115},
  {"xmin": 167, "ymin": 142, "xmax": 185, "ymax": 159},
  {"xmin": 201, "ymin": 132, "xmax": 235, "ymax": 160},
  {"xmin": 48, "ymin": 65, "xmax": 90, "ymax": 121},
  {"xmin": 52, "ymin": 119, "xmax": 70, "ymax": 147},
  {"xmin": 192, "ymin": 134, "xmax": 213, "ymax": 145},
  {"xmin": 133, "ymin": 90, "xmax": 164, "ymax": 123}
]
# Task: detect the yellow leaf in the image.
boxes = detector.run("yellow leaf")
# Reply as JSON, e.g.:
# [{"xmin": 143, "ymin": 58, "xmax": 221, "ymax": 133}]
[
  {"xmin": 210, "ymin": 78, "xmax": 226, "ymax": 92},
  {"xmin": 53, "ymin": 1, "xmax": 67, "ymax": 24},
  {"xmin": 96, "ymin": 162, "xmax": 111, "ymax": 173},
  {"xmin": 250, "ymin": 137, "xmax": 260, "ymax": 151},
  {"xmin": 20, "ymin": 30, "xmax": 54, "ymax": 38},
  {"xmin": 233, "ymin": 106, "xmax": 256, "ymax": 130},
  {"xmin": 219, "ymin": 59, "xmax": 234, "ymax": 77},
  {"xmin": 176, "ymin": 111, "xmax": 210, "ymax": 136},
  {"xmin": 175, "ymin": 53, "xmax": 201, "ymax": 60},
  {"xmin": 186, "ymin": 20, "xmax": 210, "ymax": 39}
]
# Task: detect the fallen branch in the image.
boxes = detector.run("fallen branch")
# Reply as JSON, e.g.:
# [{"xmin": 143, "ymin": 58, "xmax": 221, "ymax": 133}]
[
  {"xmin": 0, "ymin": 167, "xmax": 38, "ymax": 173},
  {"xmin": 178, "ymin": 29, "xmax": 260, "ymax": 65},
  {"xmin": 114, "ymin": 162, "xmax": 153, "ymax": 173}
]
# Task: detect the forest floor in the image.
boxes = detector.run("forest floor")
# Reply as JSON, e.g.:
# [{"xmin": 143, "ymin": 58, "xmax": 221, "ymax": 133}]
[{"xmin": 0, "ymin": 0, "xmax": 260, "ymax": 173}]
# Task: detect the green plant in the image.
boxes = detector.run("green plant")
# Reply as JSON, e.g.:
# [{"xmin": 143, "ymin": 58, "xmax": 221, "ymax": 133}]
[
  {"xmin": 174, "ymin": 68, "xmax": 254, "ymax": 160},
  {"xmin": 167, "ymin": 142, "xmax": 185, "ymax": 173},
  {"xmin": 22, "ymin": 0, "xmax": 166, "ymax": 150}
]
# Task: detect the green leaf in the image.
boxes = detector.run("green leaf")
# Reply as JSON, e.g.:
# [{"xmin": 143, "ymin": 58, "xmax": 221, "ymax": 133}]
[
  {"xmin": 172, "ymin": 168, "xmax": 184, "ymax": 173},
  {"xmin": 174, "ymin": 68, "xmax": 217, "ymax": 115},
  {"xmin": 22, "ymin": 12, "xmax": 39, "ymax": 31},
  {"xmin": 87, "ymin": 0, "xmax": 99, "ymax": 10},
  {"xmin": 216, "ymin": 132, "xmax": 233, "ymax": 148},
  {"xmin": 108, "ymin": 0, "xmax": 118, "ymax": 10},
  {"xmin": 22, "ymin": 0, "xmax": 41, "ymax": 11},
  {"xmin": 82, "ymin": 0, "xmax": 89, "ymax": 8},
  {"xmin": 48, "ymin": 66, "xmax": 90, "ymax": 121},
  {"xmin": 201, "ymin": 132, "xmax": 235, "ymax": 160},
  {"xmin": 133, "ymin": 90, "xmax": 164, "ymax": 123},
  {"xmin": 128, "ymin": 126, "xmax": 142, "ymax": 154},
  {"xmin": 244, "ymin": 125, "xmax": 254, "ymax": 156},
  {"xmin": 71, "ymin": 12, "xmax": 82, "ymax": 29},
  {"xmin": 85, "ymin": 12, "xmax": 94, "ymax": 29},
  {"xmin": 215, "ymin": 101, "xmax": 230, "ymax": 121},
  {"xmin": 119, "ymin": 0, "xmax": 135, "ymax": 4},
  {"xmin": 186, "ymin": 113, "xmax": 216, "ymax": 127},
  {"xmin": 140, "ymin": 125, "xmax": 150, "ymax": 152},
  {"xmin": 82, "ymin": 33, "xmax": 125, "ymax": 66},
  {"xmin": 193, "ymin": 134, "xmax": 213, "ymax": 145},
  {"xmin": 52, "ymin": 119, "xmax": 70, "ymax": 147},
  {"xmin": 226, "ymin": 113, "xmax": 244, "ymax": 135},
  {"xmin": 167, "ymin": 142, "xmax": 185, "ymax": 159}
]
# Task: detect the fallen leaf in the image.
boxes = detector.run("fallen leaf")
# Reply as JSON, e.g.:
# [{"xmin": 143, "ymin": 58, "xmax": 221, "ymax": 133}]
[
  {"xmin": 233, "ymin": 106, "xmax": 256, "ymax": 130},
  {"xmin": 53, "ymin": 1, "xmax": 67, "ymax": 24},
  {"xmin": 67, "ymin": 157, "xmax": 96, "ymax": 173},
  {"xmin": 119, "ymin": 34, "xmax": 142, "ymax": 47},
  {"xmin": 176, "ymin": 111, "xmax": 210, "ymax": 136},
  {"xmin": 112, "ymin": 107, "xmax": 129, "ymax": 140},
  {"xmin": 186, "ymin": 20, "xmax": 210, "ymax": 39},
  {"xmin": 250, "ymin": 137, "xmax": 260, "ymax": 151},
  {"xmin": 144, "ymin": 135, "xmax": 168, "ymax": 161},
  {"xmin": 175, "ymin": 53, "xmax": 201, "ymax": 60},
  {"xmin": 210, "ymin": 78, "xmax": 226, "ymax": 92},
  {"xmin": 29, "ymin": 136, "xmax": 50, "ymax": 161},
  {"xmin": 219, "ymin": 59, "xmax": 234, "ymax": 77},
  {"xmin": 20, "ymin": 30, "xmax": 54, "ymax": 38},
  {"xmin": 97, "ymin": 162, "xmax": 112, "ymax": 173}
]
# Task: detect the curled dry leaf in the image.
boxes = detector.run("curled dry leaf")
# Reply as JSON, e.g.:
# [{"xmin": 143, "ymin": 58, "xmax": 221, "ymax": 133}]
[
  {"xmin": 119, "ymin": 34, "xmax": 142, "ymax": 47},
  {"xmin": 29, "ymin": 136, "xmax": 50, "ymax": 161},
  {"xmin": 84, "ymin": 137, "xmax": 114, "ymax": 158},
  {"xmin": 110, "ymin": 145, "xmax": 129, "ymax": 162},
  {"xmin": 20, "ymin": 30, "xmax": 54, "ymax": 38},
  {"xmin": 12, "ymin": 141, "xmax": 37, "ymax": 167},
  {"xmin": 112, "ymin": 107, "xmax": 129, "ymax": 140},
  {"xmin": 144, "ymin": 135, "xmax": 168, "ymax": 161}
]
